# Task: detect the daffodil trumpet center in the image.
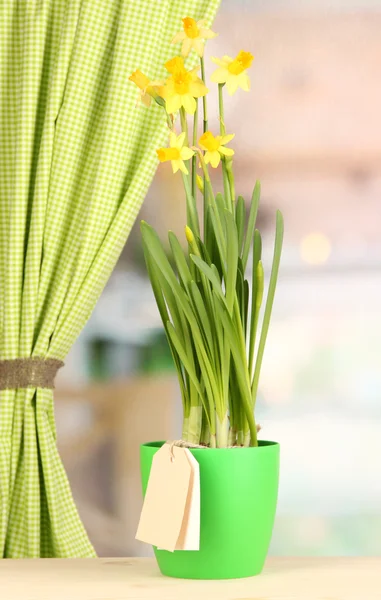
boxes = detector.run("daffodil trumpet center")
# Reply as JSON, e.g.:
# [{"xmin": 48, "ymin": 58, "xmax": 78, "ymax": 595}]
[
  {"xmin": 227, "ymin": 51, "xmax": 254, "ymax": 75},
  {"xmin": 199, "ymin": 131, "xmax": 221, "ymax": 152},
  {"xmin": 173, "ymin": 69, "xmax": 192, "ymax": 94},
  {"xmin": 182, "ymin": 17, "xmax": 200, "ymax": 39},
  {"xmin": 157, "ymin": 147, "xmax": 181, "ymax": 162},
  {"xmin": 129, "ymin": 69, "xmax": 150, "ymax": 90}
]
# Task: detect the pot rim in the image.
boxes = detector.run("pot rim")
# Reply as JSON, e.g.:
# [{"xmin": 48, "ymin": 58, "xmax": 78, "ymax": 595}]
[{"xmin": 141, "ymin": 440, "xmax": 279, "ymax": 453}]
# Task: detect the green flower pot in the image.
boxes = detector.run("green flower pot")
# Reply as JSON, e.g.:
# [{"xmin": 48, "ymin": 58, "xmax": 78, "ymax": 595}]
[{"xmin": 140, "ymin": 440, "xmax": 279, "ymax": 579}]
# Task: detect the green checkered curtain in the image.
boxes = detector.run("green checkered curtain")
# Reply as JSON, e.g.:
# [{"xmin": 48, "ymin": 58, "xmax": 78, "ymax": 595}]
[{"xmin": 0, "ymin": 0, "xmax": 220, "ymax": 558}]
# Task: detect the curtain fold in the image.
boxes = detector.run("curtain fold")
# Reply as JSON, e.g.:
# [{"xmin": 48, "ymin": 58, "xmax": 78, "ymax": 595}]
[{"xmin": 0, "ymin": 0, "xmax": 220, "ymax": 557}]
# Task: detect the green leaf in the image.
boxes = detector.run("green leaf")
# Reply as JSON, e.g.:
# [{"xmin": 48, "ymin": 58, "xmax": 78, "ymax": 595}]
[
  {"xmin": 141, "ymin": 222, "xmax": 195, "ymax": 323},
  {"xmin": 248, "ymin": 229, "xmax": 262, "ymax": 374},
  {"xmin": 168, "ymin": 231, "xmax": 192, "ymax": 290},
  {"xmin": 166, "ymin": 322, "xmax": 204, "ymax": 401},
  {"xmin": 196, "ymin": 237, "xmax": 212, "ymax": 266},
  {"xmin": 142, "ymin": 241, "xmax": 188, "ymax": 406},
  {"xmin": 224, "ymin": 210, "xmax": 239, "ymax": 315},
  {"xmin": 213, "ymin": 292, "xmax": 258, "ymax": 445},
  {"xmin": 242, "ymin": 181, "xmax": 260, "ymax": 269},
  {"xmin": 189, "ymin": 280, "xmax": 214, "ymax": 359},
  {"xmin": 235, "ymin": 195, "xmax": 246, "ymax": 253},
  {"xmin": 215, "ymin": 192, "xmax": 227, "ymax": 228},
  {"xmin": 251, "ymin": 210, "xmax": 284, "ymax": 405},
  {"xmin": 190, "ymin": 254, "xmax": 226, "ymax": 304},
  {"xmin": 243, "ymin": 279, "xmax": 249, "ymax": 336},
  {"xmin": 209, "ymin": 205, "xmax": 227, "ymax": 274}
]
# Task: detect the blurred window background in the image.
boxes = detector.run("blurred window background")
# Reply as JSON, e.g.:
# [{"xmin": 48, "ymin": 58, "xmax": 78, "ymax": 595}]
[{"xmin": 55, "ymin": 0, "xmax": 381, "ymax": 556}]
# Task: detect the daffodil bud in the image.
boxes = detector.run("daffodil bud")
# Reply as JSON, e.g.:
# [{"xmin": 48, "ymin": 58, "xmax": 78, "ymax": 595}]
[
  {"xmin": 185, "ymin": 226, "xmax": 195, "ymax": 244},
  {"xmin": 196, "ymin": 174, "xmax": 204, "ymax": 193}
]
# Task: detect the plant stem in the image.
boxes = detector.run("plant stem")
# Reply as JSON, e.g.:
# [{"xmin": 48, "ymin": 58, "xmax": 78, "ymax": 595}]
[
  {"xmin": 218, "ymin": 83, "xmax": 236, "ymax": 210},
  {"xmin": 226, "ymin": 162, "xmax": 236, "ymax": 208},
  {"xmin": 216, "ymin": 413, "xmax": 229, "ymax": 448},
  {"xmin": 200, "ymin": 409, "xmax": 211, "ymax": 446},
  {"xmin": 192, "ymin": 100, "xmax": 198, "ymax": 199},
  {"xmin": 200, "ymin": 57, "xmax": 208, "ymax": 134},
  {"xmin": 218, "ymin": 84, "xmax": 226, "ymax": 135},
  {"xmin": 228, "ymin": 427, "xmax": 236, "ymax": 446},
  {"xmin": 181, "ymin": 172, "xmax": 200, "ymax": 237},
  {"xmin": 187, "ymin": 404, "xmax": 202, "ymax": 444},
  {"xmin": 200, "ymin": 56, "xmax": 208, "ymax": 235},
  {"xmin": 218, "ymin": 84, "xmax": 234, "ymax": 214},
  {"xmin": 180, "ymin": 107, "xmax": 189, "ymax": 145}
]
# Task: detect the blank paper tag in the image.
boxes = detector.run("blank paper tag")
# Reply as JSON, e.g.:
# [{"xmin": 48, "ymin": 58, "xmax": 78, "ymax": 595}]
[
  {"xmin": 175, "ymin": 450, "xmax": 200, "ymax": 550},
  {"xmin": 136, "ymin": 443, "xmax": 200, "ymax": 552}
]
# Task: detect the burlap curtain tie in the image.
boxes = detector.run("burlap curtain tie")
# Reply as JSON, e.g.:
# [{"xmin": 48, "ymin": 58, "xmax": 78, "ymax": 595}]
[{"xmin": 0, "ymin": 358, "xmax": 64, "ymax": 390}]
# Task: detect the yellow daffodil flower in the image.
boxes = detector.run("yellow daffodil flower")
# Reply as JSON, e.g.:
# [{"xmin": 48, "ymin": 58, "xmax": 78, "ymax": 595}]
[
  {"xmin": 157, "ymin": 132, "xmax": 194, "ymax": 175},
  {"xmin": 129, "ymin": 69, "xmax": 163, "ymax": 107},
  {"xmin": 199, "ymin": 131, "xmax": 235, "ymax": 168},
  {"xmin": 165, "ymin": 56, "xmax": 186, "ymax": 74},
  {"xmin": 211, "ymin": 51, "xmax": 254, "ymax": 95},
  {"xmin": 161, "ymin": 57, "xmax": 208, "ymax": 115},
  {"xmin": 171, "ymin": 17, "xmax": 217, "ymax": 57}
]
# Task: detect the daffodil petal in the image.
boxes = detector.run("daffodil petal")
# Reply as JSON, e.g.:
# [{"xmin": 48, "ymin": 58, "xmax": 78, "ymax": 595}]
[
  {"xmin": 177, "ymin": 132, "xmax": 186, "ymax": 148},
  {"xmin": 209, "ymin": 150, "xmax": 221, "ymax": 168},
  {"xmin": 178, "ymin": 160, "xmax": 188, "ymax": 174},
  {"xmin": 172, "ymin": 160, "xmax": 180, "ymax": 174},
  {"xmin": 141, "ymin": 93, "xmax": 151, "ymax": 107},
  {"xmin": 239, "ymin": 73, "xmax": 250, "ymax": 92},
  {"xmin": 166, "ymin": 94, "xmax": 182, "ymax": 114},
  {"xmin": 211, "ymin": 67, "xmax": 228, "ymax": 84},
  {"xmin": 211, "ymin": 56, "xmax": 228, "ymax": 67},
  {"xmin": 189, "ymin": 80, "xmax": 208, "ymax": 98},
  {"xmin": 172, "ymin": 31, "xmax": 186, "ymax": 44},
  {"xmin": 180, "ymin": 147, "xmax": 194, "ymax": 160},
  {"xmin": 182, "ymin": 94, "xmax": 196, "ymax": 114},
  {"xmin": 160, "ymin": 80, "xmax": 174, "ymax": 99},
  {"xmin": 219, "ymin": 146, "xmax": 234, "ymax": 156},
  {"xmin": 169, "ymin": 132, "xmax": 178, "ymax": 147},
  {"xmin": 226, "ymin": 76, "xmax": 239, "ymax": 96},
  {"xmin": 200, "ymin": 28, "xmax": 217, "ymax": 39},
  {"xmin": 220, "ymin": 133, "xmax": 235, "ymax": 144},
  {"xmin": 193, "ymin": 39, "xmax": 205, "ymax": 57},
  {"xmin": 181, "ymin": 37, "xmax": 193, "ymax": 57}
]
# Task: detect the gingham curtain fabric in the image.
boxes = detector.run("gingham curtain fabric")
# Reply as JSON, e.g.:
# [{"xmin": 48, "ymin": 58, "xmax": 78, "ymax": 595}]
[{"xmin": 0, "ymin": 0, "xmax": 220, "ymax": 558}]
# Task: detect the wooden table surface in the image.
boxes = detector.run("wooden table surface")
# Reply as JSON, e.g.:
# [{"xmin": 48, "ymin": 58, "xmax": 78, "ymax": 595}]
[{"xmin": 0, "ymin": 557, "xmax": 378, "ymax": 600}]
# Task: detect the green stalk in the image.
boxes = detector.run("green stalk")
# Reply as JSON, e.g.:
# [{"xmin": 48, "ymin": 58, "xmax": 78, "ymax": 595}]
[
  {"xmin": 248, "ymin": 231, "xmax": 263, "ymax": 377},
  {"xmin": 200, "ymin": 56, "xmax": 208, "ymax": 236},
  {"xmin": 200, "ymin": 407, "xmax": 211, "ymax": 446},
  {"xmin": 249, "ymin": 261, "xmax": 264, "ymax": 380},
  {"xmin": 181, "ymin": 171, "xmax": 200, "ymax": 237},
  {"xmin": 218, "ymin": 83, "xmax": 235, "ymax": 208},
  {"xmin": 200, "ymin": 57, "xmax": 208, "ymax": 133},
  {"xmin": 187, "ymin": 403, "xmax": 202, "ymax": 444},
  {"xmin": 192, "ymin": 100, "xmax": 198, "ymax": 199},
  {"xmin": 218, "ymin": 83, "xmax": 226, "ymax": 135},
  {"xmin": 226, "ymin": 163, "xmax": 235, "ymax": 208},
  {"xmin": 216, "ymin": 412, "xmax": 229, "ymax": 448},
  {"xmin": 180, "ymin": 107, "xmax": 189, "ymax": 145},
  {"xmin": 197, "ymin": 153, "xmax": 227, "ymax": 261}
]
